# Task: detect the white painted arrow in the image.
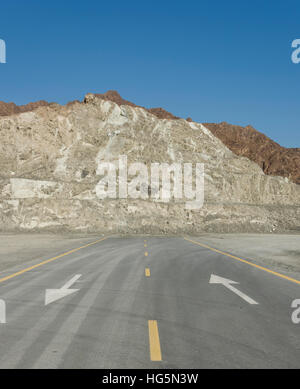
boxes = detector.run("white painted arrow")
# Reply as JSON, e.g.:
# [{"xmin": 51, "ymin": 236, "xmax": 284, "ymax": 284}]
[
  {"xmin": 0, "ymin": 299, "xmax": 6, "ymax": 323},
  {"xmin": 209, "ymin": 274, "xmax": 258, "ymax": 305},
  {"xmin": 45, "ymin": 275, "xmax": 81, "ymax": 306}
]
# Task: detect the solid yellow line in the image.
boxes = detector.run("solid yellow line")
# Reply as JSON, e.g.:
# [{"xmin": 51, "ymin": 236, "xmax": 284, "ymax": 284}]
[
  {"xmin": 148, "ymin": 320, "xmax": 162, "ymax": 361},
  {"xmin": 184, "ymin": 237, "xmax": 300, "ymax": 286},
  {"xmin": 145, "ymin": 252, "xmax": 148, "ymax": 257},
  {"xmin": 0, "ymin": 236, "xmax": 109, "ymax": 284},
  {"xmin": 145, "ymin": 268, "xmax": 150, "ymax": 277}
]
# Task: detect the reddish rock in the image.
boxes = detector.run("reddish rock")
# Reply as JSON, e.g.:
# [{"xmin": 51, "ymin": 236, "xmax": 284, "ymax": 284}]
[
  {"xmin": 148, "ymin": 107, "xmax": 179, "ymax": 120},
  {"xmin": 0, "ymin": 100, "xmax": 50, "ymax": 116},
  {"xmin": 204, "ymin": 122, "xmax": 300, "ymax": 185},
  {"xmin": 92, "ymin": 90, "xmax": 179, "ymax": 120},
  {"xmin": 93, "ymin": 90, "xmax": 138, "ymax": 108}
]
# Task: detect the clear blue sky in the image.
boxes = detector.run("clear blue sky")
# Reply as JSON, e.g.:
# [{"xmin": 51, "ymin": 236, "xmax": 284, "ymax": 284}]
[{"xmin": 0, "ymin": 0, "xmax": 299, "ymax": 147}]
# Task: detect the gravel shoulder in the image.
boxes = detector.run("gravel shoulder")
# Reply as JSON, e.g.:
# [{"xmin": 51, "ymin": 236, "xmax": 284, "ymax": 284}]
[
  {"xmin": 186, "ymin": 233, "xmax": 300, "ymax": 274},
  {"xmin": 0, "ymin": 233, "xmax": 103, "ymax": 273}
]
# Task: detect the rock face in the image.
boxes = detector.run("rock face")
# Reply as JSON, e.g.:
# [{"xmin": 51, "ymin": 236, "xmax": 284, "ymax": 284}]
[
  {"xmin": 0, "ymin": 93, "xmax": 299, "ymax": 234},
  {"xmin": 0, "ymin": 100, "xmax": 51, "ymax": 116},
  {"xmin": 93, "ymin": 90, "xmax": 180, "ymax": 120},
  {"xmin": 2, "ymin": 93, "xmax": 299, "ymax": 187},
  {"xmin": 204, "ymin": 122, "xmax": 300, "ymax": 185}
]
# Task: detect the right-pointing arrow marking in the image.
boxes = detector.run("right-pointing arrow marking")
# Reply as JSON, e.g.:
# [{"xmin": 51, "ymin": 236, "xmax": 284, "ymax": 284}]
[
  {"xmin": 209, "ymin": 274, "xmax": 258, "ymax": 305},
  {"xmin": 45, "ymin": 274, "xmax": 81, "ymax": 306}
]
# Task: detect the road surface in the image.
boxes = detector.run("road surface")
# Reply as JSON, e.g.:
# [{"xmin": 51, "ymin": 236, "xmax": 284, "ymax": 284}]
[{"xmin": 0, "ymin": 236, "xmax": 299, "ymax": 368}]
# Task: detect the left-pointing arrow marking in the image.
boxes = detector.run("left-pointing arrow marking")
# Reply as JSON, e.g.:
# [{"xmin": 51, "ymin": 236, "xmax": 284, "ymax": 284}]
[
  {"xmin": 0, "ymin": 299, "xmax": 6, "ymax": 323},
  {"xmin": 45, "ymin": 274, "xmax": 81, "ymax": 306}
]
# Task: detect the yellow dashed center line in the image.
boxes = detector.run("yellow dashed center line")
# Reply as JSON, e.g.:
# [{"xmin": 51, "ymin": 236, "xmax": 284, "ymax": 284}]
[
  {"xmin": 143, "ymin": 241, "xmax": 161, "ymax": 362},
  {"xmin": 148, "ymin": 320, "xmax": 162, "ymax": 361},
  {"xmin": 184, "ymin": 237, "xmax": 300, "ymax": 286}
]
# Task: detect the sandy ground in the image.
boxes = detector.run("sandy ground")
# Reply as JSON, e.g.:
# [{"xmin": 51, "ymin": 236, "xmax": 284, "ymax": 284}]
[
  {"xmin": 0, "ymin": 233, "xmax": 103, "ymax": 273},
  {"xmin": 0, "ymin": 233, "xmax": 299, "ymax": 275},
  {"xmin": 187, "ymin": 233, "xmax": 300, "ymax": 273}
]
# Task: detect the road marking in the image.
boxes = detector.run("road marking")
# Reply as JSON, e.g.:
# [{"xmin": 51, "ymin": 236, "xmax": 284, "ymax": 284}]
[
  {"xmin": 148, "ymin": 320, "xmax": 162, "ymax": 361},
  {"xmin": 0, "ymin": 236, "xmax": 109, "ymax": 285},
  {"xmin": 0, "ymin": 299, "xmax": 6, "ymax": 324},
  {"xmin": 144, "ymin": 244, "xmax": 147, "ymax": 248},
  {"xmin": 45, "ymin": 274, "xmax": 81, "ymax": 306},
  {"xmin": 145, "ymin": 268, "xmax": 151, "ymax": 277},
  {"xmin": 145, "ymin": 251, "xmax": 148, "ymax": 257},
  {"xmin": 184, "ymin": 237, "xmax": 300, "ymax": 286},
  {"xmin": 209, "ymin": 274, "xmax": 258, "ymax": 304}
]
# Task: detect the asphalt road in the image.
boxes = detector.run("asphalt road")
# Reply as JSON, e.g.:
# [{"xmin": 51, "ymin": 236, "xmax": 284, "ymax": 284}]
[{"xmin": 0, "ymin": 236, "xmax": 299, "ymax": 369}]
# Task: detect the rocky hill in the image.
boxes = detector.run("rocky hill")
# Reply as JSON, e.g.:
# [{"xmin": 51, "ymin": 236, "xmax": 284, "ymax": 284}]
[
  {"xmin": 2, "ymin": 91, "xmax": 298, "ymax": 186},
  {"xmin": 0, "ymin": 92, "xmax": 299, "ymax": 234},
  {"xmin": 204, "ymin": 122, "xmax": 300, "ymax": 185},
  {"xmin": 0, "ymin": 100, "xmax": 50, "ymax": 116}
]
